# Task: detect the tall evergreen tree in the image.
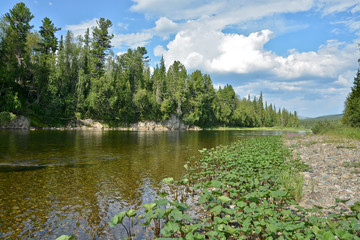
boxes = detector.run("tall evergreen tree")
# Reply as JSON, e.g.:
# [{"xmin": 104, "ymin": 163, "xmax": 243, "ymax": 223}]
[
  {"xmin": 38, "ymin": 17, "xmax": 60, "ymax": 55},
  {"xmin": 90, "ymin": 18, "xmax": 113, "ymax": 79},
  {"xmin": 0, "ymin": 2, "xmax": 34, "ymax": 112},
  {"xmin": 343, "ymin": 61, "xmax": 360, "ymax": 127}
]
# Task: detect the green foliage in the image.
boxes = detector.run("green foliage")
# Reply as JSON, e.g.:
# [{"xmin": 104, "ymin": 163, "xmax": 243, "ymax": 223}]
[
  {"xmin": 0, "ymin": 2, "xmax": 299, "ymax": 128},
  {"xmin": 311, "ymin": 120, "xmax": 360, "ymax": 139},
  {"xmin": 0, "ymin": 111, "xmax": 16, "ymax": 126},
  {"xmin": 311, "ymin": 120, "xmax": 338, "ymax": 134},
  {"xmin": 103, "ymin": 136, "xmax": 360, "ymax": 239},
  {"xmin": 344, "ymin": 69, "xmax": 360, "ymax": 127},
  {"xmin": 55, "ymin": 235, "xmax": 75, "ymax": 240}
]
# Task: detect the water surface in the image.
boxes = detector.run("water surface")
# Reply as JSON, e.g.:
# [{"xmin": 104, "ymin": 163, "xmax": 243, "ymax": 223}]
[{"xmin": 0, "ymin": 129, "xmax": 300, "ymax": 239}]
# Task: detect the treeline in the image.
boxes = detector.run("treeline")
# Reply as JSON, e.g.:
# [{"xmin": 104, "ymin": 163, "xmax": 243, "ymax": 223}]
[{"xmin": 0, "ymin": 2, "xmax": 299, "ymax": 128}]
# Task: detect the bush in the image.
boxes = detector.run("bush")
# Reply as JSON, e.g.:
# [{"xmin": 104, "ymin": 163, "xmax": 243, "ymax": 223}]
[
  {"xmin": 0, "ymin": 112, "xmax": 16, "ymax": 127},
  {"xmin": 311, "ymin": 120, "xmax": 336, "ymax": 134}
]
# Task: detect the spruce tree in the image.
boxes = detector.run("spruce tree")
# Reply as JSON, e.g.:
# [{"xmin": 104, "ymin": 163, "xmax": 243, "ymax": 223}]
[{"xmin": 343, "ymin": 58, "xmax": 360, "ymax": 127}]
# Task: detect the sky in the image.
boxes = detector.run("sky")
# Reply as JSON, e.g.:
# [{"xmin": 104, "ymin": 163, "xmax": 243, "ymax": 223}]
[{"xmin": 1, "ymin": 0, "xmax": 360, "ymax": 117}]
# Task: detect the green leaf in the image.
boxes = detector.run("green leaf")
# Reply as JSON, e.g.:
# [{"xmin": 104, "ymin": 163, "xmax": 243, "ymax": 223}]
[
  {"xmin": 271, "ymin": 190, "xmax": 287, "ymax": 199},
  {"xmin": 182, "ymin": 178, "xmax": 189, "ymax": 184},
  {"xmin": 218, "ymin": 195, "xmax": 231, "ymax": 204},
  {"xmin": 162, "ymin": 177, "xmax": 174, "ymax": 184},
  {"xmin": 184, "ymin": 164, "xmax": 188, "ymax": 170},
  {"xmin": 155, "ymin": 198, "xmax": 169, "ymax": 206},
  {"xmin": 161, "ymin": 221, "xmax": 180, "ymax": 237},
  {"xmin": 236, "ymin": 201, "xmax": 247, "ymax": 208},
  {"xmin": 158, "ymin": 191, "xmax": 169, "ymax": 198},
  {"xmin": 210, "ymin": 204, "xmax": 222, "ymax": 215},
  {"xmin": 323, "ymin": 231, "xmax": 335, "ymax": 240},
  {"xmin": 109, "ymin": 211, "xmax": 126, "ymax": 227},
  {"xmin": 312, "ymin": 226, "xmax": 320, "ymax": 235},
  {"xmin": 164, "ymin": 208, "xmax": 173, "ymax": 217},
  {"xmin": 143, "ymin": 202, "xmax": 157, "ymax": 212},
  {"xmin": 185, "ymin": 232, "xmax": 194, "ymax": 240},
  {"xmin": 169, "ymin": 208, "xmax": 182, "ymax": 220},
  {"xmin": 126, "ymin": 209, "xmax": 136, "ymax": 218},
  {"xmin": 335, "ymin": 198, "xmax": 350, "ymax": 203},
  {"xmin": 225, "ymin": 226, "xmax": 237, "ymax": 235},
  {"xmin": 193, "ymin": 232, "xmax": 205, "ymax": 240},
  {"xmin": 266, "ymin": 223, "xmax": 278, "ymax": 233},
  {"xmin": 209, "ymin": 180, "xmax": 222, "ymax": 188},
  {"xmin": 56, "ymin": 235, "xmax": 75, "ymax": 240},
  {"xmin": 350, "ymin": 201, "xmax": 360, "ymax": 213},
  {"xmin": 334, "ymin": 229, "xmax": 353, "ymax": 239}
]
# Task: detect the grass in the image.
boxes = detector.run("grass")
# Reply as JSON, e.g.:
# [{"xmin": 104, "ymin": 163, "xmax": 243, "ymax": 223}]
[
  {"xmin": 280, "ymin": 171, "xmax": 304, "ymax": 202},
  {"xmin": 204, "ymin": 126, "xmax": 310, "ymax": 131},
  {"xmin": 310, "ymin": 119, "xmax": 360, "ymax": 140}
]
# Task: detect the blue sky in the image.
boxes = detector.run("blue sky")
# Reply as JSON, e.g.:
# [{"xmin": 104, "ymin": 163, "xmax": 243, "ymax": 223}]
[{"xmin": 1, "ymin": 0, "xmax": 360, "ymax": 117}]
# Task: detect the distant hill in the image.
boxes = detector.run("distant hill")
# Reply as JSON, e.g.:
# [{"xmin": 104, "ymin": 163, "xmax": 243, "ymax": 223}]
[
  {"xmin": 309, "ymin": 114, "xmax": 343, "ymax": 121},
  {"xmin": 298, "ymin": 116, "xmax": 310, "ymax": 120},
  {"xmin": 299, "ymin": 114, "xmax": 343, "ymax": 128}
]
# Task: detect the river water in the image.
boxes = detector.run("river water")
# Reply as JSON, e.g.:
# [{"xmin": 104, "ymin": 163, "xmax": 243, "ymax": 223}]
[{"xmin": 0, "ymin": 129, "xmax": 302, "ymax": 239}]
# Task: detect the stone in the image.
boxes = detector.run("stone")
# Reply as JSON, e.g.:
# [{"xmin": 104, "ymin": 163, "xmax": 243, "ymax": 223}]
[
  {"xmin": 285, "ymin": 134, "xmax": 360, "ymax": 212},
  {"xmin": 130, "ymin": 114, "xmax": 192, "ymax": 131},
  {"xmin": 6, "ymin": 116, "xmax": 30, "ymax": 129}
]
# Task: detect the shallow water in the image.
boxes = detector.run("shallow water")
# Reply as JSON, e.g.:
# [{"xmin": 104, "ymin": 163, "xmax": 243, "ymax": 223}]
[{"xmin": 0, "ymin": 129, "xmax": 302, "ymax": 239}]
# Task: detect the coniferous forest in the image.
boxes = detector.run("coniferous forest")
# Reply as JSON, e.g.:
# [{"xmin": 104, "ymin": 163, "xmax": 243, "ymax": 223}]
[{"xmin": 0, "ymin": 2, "xmax": 299, "ymax": 128}]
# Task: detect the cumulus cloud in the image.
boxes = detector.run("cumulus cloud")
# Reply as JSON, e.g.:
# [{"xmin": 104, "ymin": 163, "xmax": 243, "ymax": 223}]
[
  {"xmin": 66, "ymin": 18, "xmax": 98, "ymax": 37},
  {"xmin": 335, "ymin": 70, "xmax": 357, "ymax": 87},
  {"xmin": 155, "ymin": 27, "xmax": 357, "ymax": 79},
  {"xmin": 232, "ymin": 78, "xmax": 351, "ymax": 117},
  {"xmin": 112, "ymin": 32, "xmax": 153, "ymax": 49},
  {"xmin": 153, "ymin": 17, "xmax": 178, "ymax": 39}
]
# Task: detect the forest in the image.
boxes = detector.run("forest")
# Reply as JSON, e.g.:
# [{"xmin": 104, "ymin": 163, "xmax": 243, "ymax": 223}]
[{"xmin": 0, "ymin": 2, "xmax": 299, "ymax": 128}]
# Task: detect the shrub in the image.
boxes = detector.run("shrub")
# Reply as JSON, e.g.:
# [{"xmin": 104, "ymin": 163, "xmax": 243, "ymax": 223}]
[{"xmin": 0, "ymin": 112, "xmax": 16, "ymax": 127}]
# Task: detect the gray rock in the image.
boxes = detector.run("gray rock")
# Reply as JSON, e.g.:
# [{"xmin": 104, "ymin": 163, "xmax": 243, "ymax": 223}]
[
  {"xmin": 6, "ymin": 116, "xmax": 30, "ymax": 129},
  {"xmin": 130, "ymin": 115, "xmax": 193, "ymax": 131}
]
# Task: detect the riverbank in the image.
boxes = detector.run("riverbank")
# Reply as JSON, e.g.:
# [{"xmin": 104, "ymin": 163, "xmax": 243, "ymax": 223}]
[
  {"xmin": 284, "ymin": 134, "xmax": 360, "ymax": 211},
  {"xmin": 101, "ymin": 135, "xmax": 360, "ymax": 239},
  {"xmin": 204, "ymin": 126, "xmax": 309, "ymax": 131}
]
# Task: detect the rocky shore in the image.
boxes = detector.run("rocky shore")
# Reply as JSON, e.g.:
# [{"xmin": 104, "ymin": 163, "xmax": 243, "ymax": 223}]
[
  {"xmin": 1, "ymin": 114, "xmax": 201, "ymax": 131},
  {"xmin": 285, "ymin": 134, "xmax": 360, "ymax": 211}
]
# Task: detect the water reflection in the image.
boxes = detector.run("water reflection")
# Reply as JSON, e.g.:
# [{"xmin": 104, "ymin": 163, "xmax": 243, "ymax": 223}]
[{"xmin": 0, "ymin": 129, "xmax": 303, "ymax": 239}]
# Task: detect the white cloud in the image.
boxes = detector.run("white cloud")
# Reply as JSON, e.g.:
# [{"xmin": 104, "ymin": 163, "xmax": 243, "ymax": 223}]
[
  {"xmin": 335, "ymin": 70, "xmax": 356, "ymax": 87},
  {"xmin": 351, "ymin": 4, "xmax": 360, "ymax": 13},
  {"xmin": 130, "ymin": 0, "xmax": 224, "ymax": 20},
  {"xmin": 153, "ymin": 17, "xmax": 178, "ymax": 39},
  {"xmin": 48, "ymin": 1, "xmax": 52, "ymax": 6},
  {"xmin": 212, "ymin": 83, "xmax": 226, "ymax": 90},
  {"xmin": 117, "ymin": 22, "xmax": 129, "ymax": 31},
  {"xmin": 112, "ymin": 32, "xmax": 153, "ymax": 49},
  {"xmin": 317, "ymin": 0, "xmax": 360, "ymax": 15},
  {"xmin": 66, "ymin": 18, "xmax": 98, "ymax": 37},
  {"xmin": 155, "ymin": 27, "xmax": 357, "ymax": 79},
  {"xmin": 208, "ymin": 30, "xmax": 275, "ymax": 74},
  {"xmin": 232, "ymin": 79, "xmax": 350, "ymax": 117}
]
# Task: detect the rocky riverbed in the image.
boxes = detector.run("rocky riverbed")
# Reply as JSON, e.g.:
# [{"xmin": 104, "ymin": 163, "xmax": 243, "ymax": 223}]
[{"xmin": 285, "ymin": 134, "xmax": 360, "ymax": 212}]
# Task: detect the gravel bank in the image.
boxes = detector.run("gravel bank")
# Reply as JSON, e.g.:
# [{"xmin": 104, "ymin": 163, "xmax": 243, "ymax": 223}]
[{"xmin": 285, "ymin": 134, "xmax": 360, "ymax": 211}]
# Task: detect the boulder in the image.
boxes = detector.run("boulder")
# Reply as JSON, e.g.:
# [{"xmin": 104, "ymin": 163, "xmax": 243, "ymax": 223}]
[
  {"xmin": 6, "ymin": 116, "xmax": 30, "ymax": 129},
  {"xmin": 130, "ymin": 115, "xmax": 190, "ymax": 131},
  {"xmin": 66, "ymin": 119, "xmax": 103, "ymax": 129}
]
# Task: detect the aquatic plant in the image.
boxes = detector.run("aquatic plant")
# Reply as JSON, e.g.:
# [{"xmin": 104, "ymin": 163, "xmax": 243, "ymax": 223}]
[{"xmin": 59, "ymin": 136, "xmax": 360, "ymax": 239}]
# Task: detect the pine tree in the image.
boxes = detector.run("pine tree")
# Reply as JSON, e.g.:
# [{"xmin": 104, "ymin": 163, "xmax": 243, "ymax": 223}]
[
  {"xmin": 343, "ymin": 57, "xmax": 360, "ymax": 127},
  {"xmin": 90, "ymin": 18, "xmax": 113, "ymax": 79},
  {"xmin": 0, "ymin": 2, "xmax": 34, "ymax": 112}
]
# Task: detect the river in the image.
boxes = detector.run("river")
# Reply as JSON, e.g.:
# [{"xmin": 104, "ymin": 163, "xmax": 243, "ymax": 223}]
[{"xmin": 0, "ymin": 129, "xmax": 303, "ymax": 239}]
